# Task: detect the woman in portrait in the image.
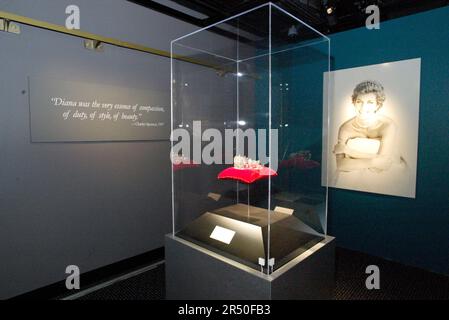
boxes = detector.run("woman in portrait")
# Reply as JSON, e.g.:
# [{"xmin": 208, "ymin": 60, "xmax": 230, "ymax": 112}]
[{"xmin": 333, "ymin": 80, "xmax": 409, "ymax": 194}]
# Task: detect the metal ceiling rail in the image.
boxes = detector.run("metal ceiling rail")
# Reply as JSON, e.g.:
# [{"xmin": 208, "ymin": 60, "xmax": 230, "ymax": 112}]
[{"xmin": 0, "ymin": 10, "xmax": 219, "ymax": 70}]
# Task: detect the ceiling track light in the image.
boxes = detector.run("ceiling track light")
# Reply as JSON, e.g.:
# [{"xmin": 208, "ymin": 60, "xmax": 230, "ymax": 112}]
[
  {"xmin": 324, "ymin": 0, "xmax": 338, "ymax": 16},
  {"xmin": 84, "ymin": 39, "xmax": 104, "ymax": 52},
  {"xmin": 0, "ymin": 18, "xmax": 21, "ymax": 34}
]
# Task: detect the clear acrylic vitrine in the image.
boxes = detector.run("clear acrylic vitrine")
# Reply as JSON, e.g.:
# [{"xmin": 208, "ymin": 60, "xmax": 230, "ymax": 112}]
[{"xmin": 170, "ymin": 2, "xmax": 330, "ymax": 275}]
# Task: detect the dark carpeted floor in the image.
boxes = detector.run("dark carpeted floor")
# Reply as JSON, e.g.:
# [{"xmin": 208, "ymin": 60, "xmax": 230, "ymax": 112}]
[
  {"xmin": 335, "ymin": 248, "xmax": 449, "ymax": 300},
  {"xmin": 78, "ymin": 265, "xmax": 166, "ymax": 300},
  {"xmin": 76, "ymin": 247, "xmax": 449, "ymax": 300}
]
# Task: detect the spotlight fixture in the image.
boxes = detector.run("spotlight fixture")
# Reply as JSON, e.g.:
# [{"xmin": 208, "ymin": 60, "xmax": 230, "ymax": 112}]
[
  {"xmin": 84, "ymin": 39, "xmax": 104, "ymax": 52},
  {"xmin": 324, "ymin": 0, "xmax": 338, "ymax": 27},
  {"xmin": 0, "ymin": 18, "xmax": 21, "ymax": 34},
  {"xmin": 324, "ymin": 0, "xmax": 337, "ymax": 16}
]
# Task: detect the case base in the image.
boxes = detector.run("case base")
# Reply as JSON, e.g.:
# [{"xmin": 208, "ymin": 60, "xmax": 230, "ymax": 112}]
[
  {"xmin": 177, "ymin": 203, "xmax": 324, "ymax": 272},
  {"xmin": 165, "ymin": 234, "xmax": 335, "ymax": 300}
]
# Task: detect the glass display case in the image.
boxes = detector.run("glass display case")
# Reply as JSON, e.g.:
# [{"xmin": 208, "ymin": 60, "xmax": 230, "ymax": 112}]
[{"xmin": 170, "ymin": 2, "xmax": 330, "ymax": 275}]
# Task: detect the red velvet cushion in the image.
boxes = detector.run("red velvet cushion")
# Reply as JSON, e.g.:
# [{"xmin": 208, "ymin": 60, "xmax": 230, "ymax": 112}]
[{"xmin": 218, "ymin": 166, "xmax": 277, "ymax": 184}]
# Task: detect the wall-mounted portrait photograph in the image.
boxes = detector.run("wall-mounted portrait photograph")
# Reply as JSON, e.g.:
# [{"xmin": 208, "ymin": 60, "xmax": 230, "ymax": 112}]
[{"xmin": 323, "ymin": 58, "xmax": 421, "ymax": 198}]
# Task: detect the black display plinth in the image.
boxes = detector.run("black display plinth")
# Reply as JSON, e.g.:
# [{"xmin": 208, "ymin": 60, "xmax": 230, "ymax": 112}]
[
  {"xmin": 177, "ymin": 203, "xmax": 324, "ymax": 272},
  {"xmin": 165, "ymin": 234, "xmax": 335, "ymax": 300}
]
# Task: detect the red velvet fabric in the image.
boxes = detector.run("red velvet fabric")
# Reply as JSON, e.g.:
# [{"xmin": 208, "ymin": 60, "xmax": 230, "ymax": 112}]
[{"xmin": 218, "ymin": 166, "xmax": 278, "ymax": 184}]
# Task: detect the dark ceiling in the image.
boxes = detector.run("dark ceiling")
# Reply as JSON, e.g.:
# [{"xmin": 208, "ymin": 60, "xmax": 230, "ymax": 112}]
[{"xmin": 128, "ymin": 0, "xmax": 449, "ymax": 41}]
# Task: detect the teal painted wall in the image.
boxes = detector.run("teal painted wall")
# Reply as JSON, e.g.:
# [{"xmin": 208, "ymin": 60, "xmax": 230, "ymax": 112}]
[
  {"xmin": 326, "ymin": 7, "xmax": 449, "ymax": 275},
  {"xmin": 255, "ymin": 6, "xmax": 448, "ymax": 275}
]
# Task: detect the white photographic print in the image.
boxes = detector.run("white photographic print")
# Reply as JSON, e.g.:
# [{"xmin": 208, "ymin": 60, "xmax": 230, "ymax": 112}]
[{"xmin": 322, "ymin": 58, "xmax": 421, "ymax": 198}]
